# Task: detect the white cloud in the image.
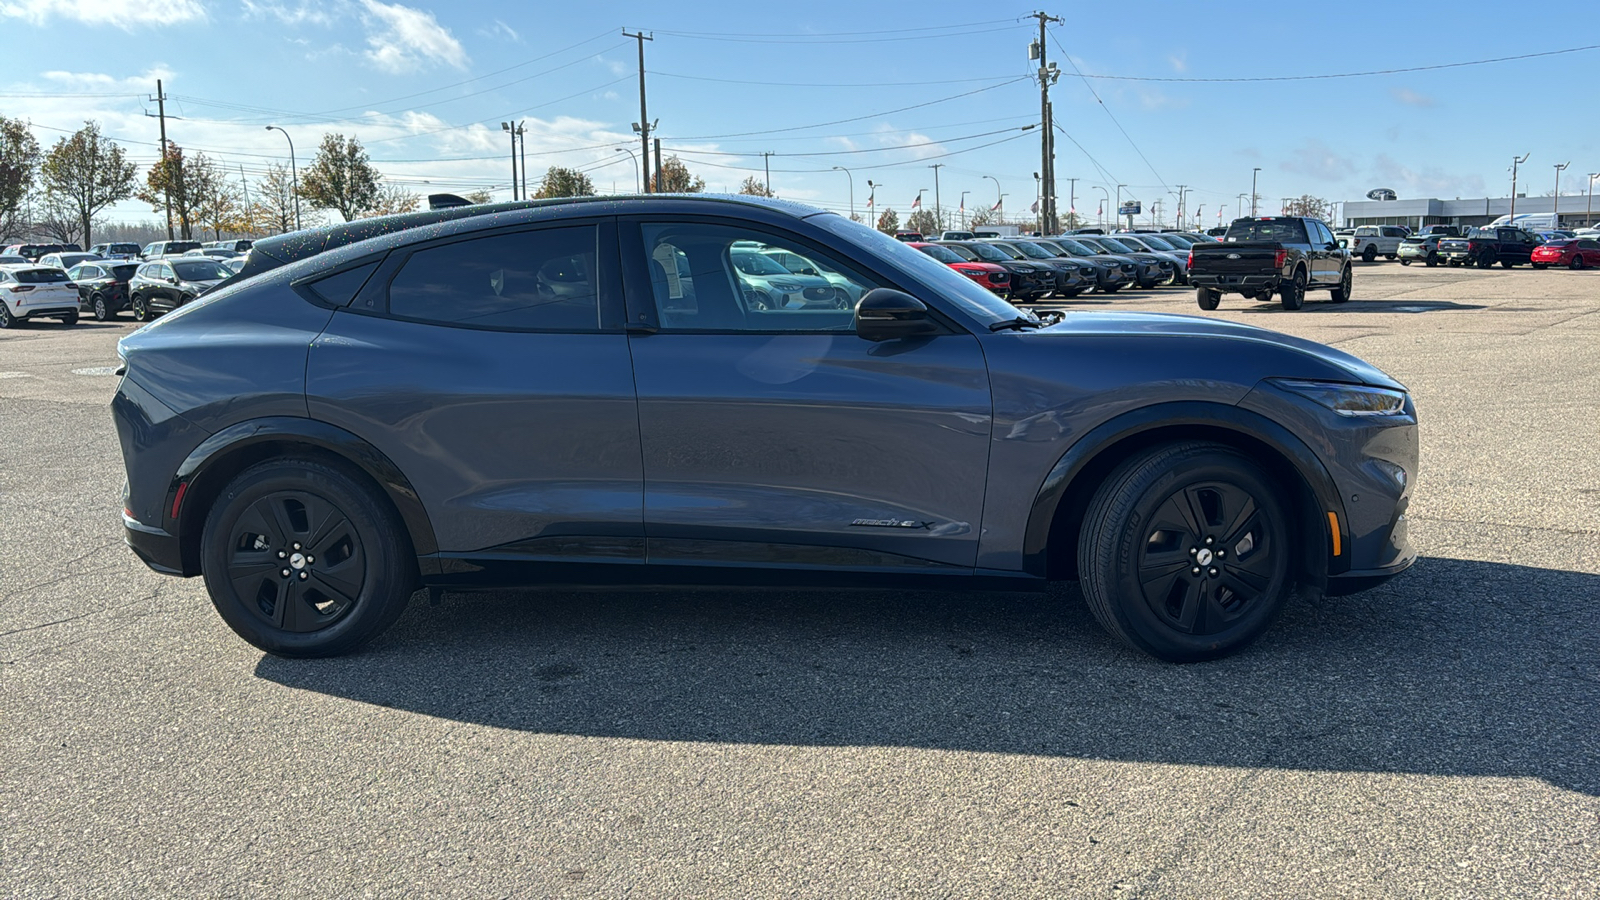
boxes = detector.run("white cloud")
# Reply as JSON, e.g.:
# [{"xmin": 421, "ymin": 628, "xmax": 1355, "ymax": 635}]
[
  {"xmin": 1373, "ymin": 154, "xmax": 1485, "ymax": 197},
  {"xmin": 479, "ymin": 18, "xmax": 519, "ymax": 42},
  {"xmin": 0, "ymin": 0, "xmax": 205, "ymax": 30},
  {"xmin": 360, "ymin": 0, "xmax": 466, "ymax": 73},
  {"xmin": 1390, "ymin": 87, "xmax": 1435, "ymax": 108},
  {"xmin": 872, "ymin": 126, "xmax": 947, "ymax": 161},
  {"xmin": 1168, "ymin": 53, "xmax": 1187, "ymax": 73},
  {"xmin": 241, "ymin": 0, "xmax": 342, "ymax": 26},
  {"xmin": 1281, "ymin": 138, "xmax": 1355, "ymax": 181}
]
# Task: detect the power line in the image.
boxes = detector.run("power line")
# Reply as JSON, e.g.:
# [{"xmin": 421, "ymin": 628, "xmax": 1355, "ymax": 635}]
[
  {"xmin": 665, "ymin": 131, "xmax": 1034, "ymax": 175},
  {"xmin": 652, "ymin": 71, "xmax": 1021, "ymax": 89},
  {"xmin": 666, "ymin": 77, "xmax": 1029, "ymax": 141},
  {"xmin": 647, "ymin": 19, "xmax": 1016, "ymax": 38},
  {"xmin": 1070, "ymin": 43, "xmax": 1600, "ymax": 83},
  {"xmin": 648, "ymin": 21, "xmax": 1021, "ymax": 44},
  {"xmin": 1049, "ymin": 29, "xmax": 1167, "ymax": 196},
  {"xmin": 666, "ymin": 124, "xmax": 1033, "ymax": 158}
]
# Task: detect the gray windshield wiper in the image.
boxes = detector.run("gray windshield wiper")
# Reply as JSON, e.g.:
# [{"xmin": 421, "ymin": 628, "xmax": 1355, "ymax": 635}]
[{"xmin": 988, "ymin": 315, "xmax": 1044, "ymax": 332}]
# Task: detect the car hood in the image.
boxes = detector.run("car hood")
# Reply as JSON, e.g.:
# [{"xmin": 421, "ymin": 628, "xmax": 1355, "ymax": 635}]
[{"xmin": 1031, "ymin": 310, "xmax": 1404, "ymax": 389}]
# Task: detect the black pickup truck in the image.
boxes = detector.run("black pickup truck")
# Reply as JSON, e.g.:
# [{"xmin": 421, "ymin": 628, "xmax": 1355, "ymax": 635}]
[
  {"xmin": 1437, "ymin": 226, "xmax": 1541, "ymax": 268},
  {"xmin": 1187, "ymin": 216, "xmax": 1352, "ymax": 311}
]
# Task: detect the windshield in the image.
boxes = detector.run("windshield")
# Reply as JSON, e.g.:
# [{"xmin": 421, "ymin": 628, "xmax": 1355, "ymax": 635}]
[
  {"xmin": 1010, "ymin": 241, "xmax": 1056, "ymax": 260},
  {"xmin": 963, "ymin": 242, "xmax": 1012, "ymax": 262},
  {"xmin": 985, "ymin": 242, "xmax": 1029, "ymax": 260},
  {"xmin": 108, "ymin": 244, "xmax": 139, "ymax": 254},
  {"xmin": 15, "ymin": 268, "xmax": 70, "ymax": 283},
  {"xmin": 938, "ymin": 243, "xmax": 979, "ymax": 261},
  {"xmin": 916, "ymin": 244, "xmax": 964, "ymax": 264},
  {"xmin": 810, "ymin": 215, "xmax": 1022, "ymax": 325},
  {"xmin": 1051, "ymin": 238, "xmax": 1096, "ymax": 256},
  {"xmin": 1138, "ymin": 235, "xmax": 1177, "ymax": 250},
  {"xmin": 1095, "ymin": 237, "xmax": 1139, "ymax": 253},
  {"xmin": 1155, "ymin": 234, "xmax": 1193, "ymax": 248},
  {"xmin": 730, "ymin": 252, "xmax": 793, "ymax": 276},
  {"xmin": 171, "ymin": 259, "xmax": 229, "ymax": 281}
]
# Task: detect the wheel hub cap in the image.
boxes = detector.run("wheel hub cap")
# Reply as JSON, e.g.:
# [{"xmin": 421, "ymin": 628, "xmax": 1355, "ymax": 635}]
[
  {"xmin": 1195, "ymin": 548, "xmax": 1214, "ymax": 566},
  {"xmin": 289, "ymin": 551, "xmax": 307, "ymax": 571}
]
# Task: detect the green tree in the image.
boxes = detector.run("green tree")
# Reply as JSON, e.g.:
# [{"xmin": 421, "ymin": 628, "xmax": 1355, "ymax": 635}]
[
  {"xmin": 463, "ymin": 189, "xmax": 493, "ymax": 204},
  {"xmin": 738, "ymin": 176, "xmax": 773, "ymax": 197},
  {"xmin": 363, "ymin": 181, "xmax": 422, "ymax": 217},
  {"xmin": 38, "ymin": 121, "xmax": 136, "ymax": 249},
  {"xmin": 905, "ymin": 208, "xmax": 940, "ymax": 236},
  {"xmin": 139, "ymin": 144, "xmax": 222, "ymax": 239},
  {"xmin": 649, "ymin": 155, "xmax": 705, "ymax": 193},
  {"xmin": 875, "ymin": 208, "xmax": 899, "ymax": 234},
  {"xmin": 0, "ymin": 116, "xmax": 42, "ymax": 238},
  {"xmin": 533, "ymin": 166, "xmax": 595, "ymax": 199},
  {"xmin": 298, "ymin": 133, "xmax": 380, "ymax": 222}
]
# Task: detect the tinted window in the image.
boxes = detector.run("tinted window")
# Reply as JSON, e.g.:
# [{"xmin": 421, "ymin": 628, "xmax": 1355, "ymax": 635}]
[
  {"xmin": 916, "ymin": 244, "xmax": 964, "ymax": 264},
  {"xmin": 307, "ymin": 261, "xmax": 379, "ymax": 306},
  {"xmin": 1226, "ymin": 220, "xmax": 1310, "ymax": 243},
  {"xmin": 641, "ymin": 222, "xmax": 875, "ymax": 332},
  {"xmin": 388, "ymin": 226, "xmax": 601, "ymax": 331},
  {"xmin": 1580, "ymin": 240, "xmax": 1599, "ymax": 250},
  {"xmin": 15, "ymin": 268, "xmax": 70, "ymax": 283},
  {"xmin": 171, "ymin": 259, "xmax": 229, "ymax": 281}
]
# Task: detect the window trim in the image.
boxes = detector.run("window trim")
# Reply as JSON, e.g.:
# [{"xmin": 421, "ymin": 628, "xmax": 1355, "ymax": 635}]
[
  {"xmin": 618, "ymin": 215, "xmax": 958, "ymax": 337},
  {"xmin": 338, "ymin": 218, "xmax": 622, "ymax": 334}
]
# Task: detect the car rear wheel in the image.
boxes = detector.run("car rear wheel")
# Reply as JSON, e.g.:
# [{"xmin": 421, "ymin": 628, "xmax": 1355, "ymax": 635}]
[
  {"xmin": 1195, "ymin": 287, "xmax": 1221, "ymax": 310},
  {"xmin": 1533, "ymin": 263, "xmax": 1547, "ymax": 270},
  {"xmin": 1329, "ymin": 267, "xmax": 1352, "ymax": 303},
  {"xmin": 92, "ymin": 294, "xmax": 110, "ymax": 321},
  {"xmin": 0, "ymin": 305, "xmax": 16, "ymax": 328},
  {"xmin": 1573, "ymin": 255, "xmax": 1587, "ymax": 270},
  {"xmin": 131, "ymin": 294, "xmax": 150, "ymax": 321},
  {"xmin": 1279, "ymin": 269, "xmax": 1306, "ymax": 310},
  {"xmin": 1399, "ymin": 258, "xmax": 1411, "ymax": 266},
  {"xmin": 200, "ymin": 458, "xmax": 417, "ymax": 658},
  {"xmin": 1425, "ymin": 253, "xmax": 1439, "ymax": 267},
  {"xmin": 1362, "ymin": 245, "xmax": 1377, "ymax": 263},
  {"xmin": 1500, "ymin": 259, "xmax": 1514, "ymax": 269},
  {"xmin": 1477, "ymin": 252, "xmax": 1495, "ymax": 269},
  {"xmin": 59, "ymin": 311, "xmax": 77, "ymax": 326},
  {"xmin": 1076, "ymin": 441, "xmax": 1293, "ymax": 662}
]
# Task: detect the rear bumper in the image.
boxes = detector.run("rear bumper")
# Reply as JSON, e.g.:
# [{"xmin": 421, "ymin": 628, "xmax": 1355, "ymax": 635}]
[
  {"xmin": 5, "ymin": 300, "xmax": 78, "ymax": 317},
  {"xmin": 1189, "ymin": 273, "xmax": 1282, "ymax": 293},
  {"xmin": 1396, "ymin": 245, "xmax": 1432, "ymax": 259}
]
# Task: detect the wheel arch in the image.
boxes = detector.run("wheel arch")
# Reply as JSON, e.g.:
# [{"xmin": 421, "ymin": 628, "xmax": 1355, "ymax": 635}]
[
  {"xmin": 168, "ymin": 417, "xmax": 438, "ymax": 576},
  {"xmin": 1022, "ymin": 401, "xmax": 1345, "ymax": 589}
]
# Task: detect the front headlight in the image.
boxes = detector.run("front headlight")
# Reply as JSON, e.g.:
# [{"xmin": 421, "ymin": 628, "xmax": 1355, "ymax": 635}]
[{"xmin": 1272, "ymin": 379, "xmax": 1408, "ymax": 417}]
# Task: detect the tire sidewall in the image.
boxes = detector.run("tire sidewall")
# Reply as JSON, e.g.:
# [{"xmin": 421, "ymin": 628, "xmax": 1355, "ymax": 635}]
[
  {"xmin": 93, "ymin": 295, "xmax": 109, "ymax": 320},
  {"xmin": 200, "ymin": 459, "xmax": 413, "ymax": 657}
]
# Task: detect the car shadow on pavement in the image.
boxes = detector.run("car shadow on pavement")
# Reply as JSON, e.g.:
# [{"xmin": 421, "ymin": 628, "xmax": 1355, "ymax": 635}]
[
  {"xmin": 1239, "ymin": 301, "xmax": 1487, "ymax": 314},
  {"xmin": 256, "ymin": 556, "xmax": 1599, "ymax": 795}
]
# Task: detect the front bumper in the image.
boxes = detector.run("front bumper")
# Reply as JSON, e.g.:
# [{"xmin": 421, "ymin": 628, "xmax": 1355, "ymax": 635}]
[{"xmin": 123, "ymin": 509, "xmax": 185, "ymax": 575}]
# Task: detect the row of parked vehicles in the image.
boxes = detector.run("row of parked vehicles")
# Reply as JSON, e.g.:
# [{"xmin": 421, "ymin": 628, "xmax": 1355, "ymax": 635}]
[
  {"xmin": 0, "ymin": 239, "xmax": 253, "ymax": 327},
  {"xmin": 1335, "ymin": 223, "xmax": 1600, "ymax": 270}
]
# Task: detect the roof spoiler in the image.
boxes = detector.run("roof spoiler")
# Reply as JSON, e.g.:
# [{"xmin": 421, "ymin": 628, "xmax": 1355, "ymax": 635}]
[{"xmin": 428, "ymin": 193, "xmax": 474, "ymax": 210}]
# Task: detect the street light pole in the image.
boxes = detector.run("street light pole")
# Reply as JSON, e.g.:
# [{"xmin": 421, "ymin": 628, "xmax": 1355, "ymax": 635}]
[
  {"xmin": 615, "ymin": 148, "xmax": 640, "ymax": 192},
  {"xmin": 264, "ymin": 125, "xmax": 300, "ymax": 231},
  {"xmin": 1237, "ymin": 193, "xmax": 1248, "ymax": 219},
  {"xmin": 832, "ymin": 166, "xmax": 854, "ymax": 221},
  {"xmin": 1588, "ymin": 173, "xmax": 1598, "ymax": 227},
  {"xmin": 1509, "ymin": 153, "xmax": 1530, "ymax": 223},
  {"xmin": 984, "ymin": 175, "xmax": 1001, "ymax": 220},
  {"xmin": 501, "ymin": 122, "xmax": 520, "ymax": 200},
  {"xmin": 1554, "ymin": 162, "xmax": 1569, "ymax": 228},
  {"xmin": 867, "ymin": 179, "xmax": 882, "ymax": 227},
  {"xmin": 1094, "ymin": 186, "xmax": 1109, "ymax": 227},
  {"xmin": 929, "ymin": 163, "xmax": 943, "ymax": 230},
  {"xmin": 1250, "ymin": 167, "xmax": 1261, "ymax": 216}
]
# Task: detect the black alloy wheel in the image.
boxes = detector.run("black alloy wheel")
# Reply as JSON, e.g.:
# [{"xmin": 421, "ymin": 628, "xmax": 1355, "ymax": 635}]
[
  {"xmin": 200, "ymin": 458, "xmax": 415, "ymax": 657},
  {"xmin": 1077, "ymin": 441, "xmax": 1292, "ymax": 662},
  {"xmin": 1279, "ymin": 269, "xmax": 1307, "ymax": 310},
  {"xmin": 1477, "ymin": 252, "xmax": 1496, "ymax": 269},
  {"xmin": 1329, "ymin": 266, "xmax": 1352, "ymax": 303},
  {"xmin": 1362, "ymin": 245, "xmax": 1378, "ymax": 263},
  {"xmin": 92, "ymin": 294, "xmax": 110, "ymax": 321},
  {"xmin": 1426, "ymin": 252, "xmax": 1439, "ymax": 267},
  {"xmin": 1501, "ymin": 259, "xmax": 1514, "ymax": 269},
  {"xmin": 60, "ymin": 311, "xmax": 77, "ymax": 326},
  {"xmin": 1400, "ymin": 258, "xmax": 1411, "ymax": 266},
  {"xmin": 1195, "ymin": 286, "xmax": 1221, "ymax": 310}
]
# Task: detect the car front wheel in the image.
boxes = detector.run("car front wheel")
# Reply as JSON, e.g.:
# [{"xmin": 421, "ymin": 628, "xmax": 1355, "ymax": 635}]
[
  {"xmin": 92, "ymin": 295, "xmax": 110, "ymax": 321},
  {"xmin": 200, "ymin": 458, "xmax": 416, "ymax": 657},
  {"xmin": 131, "ymin": 294, "xmax": 150, "ymax": 321},
  {"xmin": 1076, "ymin": 441, "xmax": 1293, "ymax": 662},
  {"xmin": 1329, "ymin": 267, "xmax": 1352, "ymax": 303}
]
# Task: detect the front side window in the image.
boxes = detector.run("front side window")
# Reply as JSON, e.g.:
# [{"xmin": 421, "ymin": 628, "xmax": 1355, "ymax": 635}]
[
  {"xmin": 640, "ymin": 222, "xmax": 874, "ymax": 332},
  {"xmin": 388, "ymin": 226, "xmax": 601, "ymax": 331}
]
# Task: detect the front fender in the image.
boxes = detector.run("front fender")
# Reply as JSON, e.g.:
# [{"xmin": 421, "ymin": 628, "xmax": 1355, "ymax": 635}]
[{"xmin": 1019, "ymin": 400, "xmax": 1349, "ymax": 581}]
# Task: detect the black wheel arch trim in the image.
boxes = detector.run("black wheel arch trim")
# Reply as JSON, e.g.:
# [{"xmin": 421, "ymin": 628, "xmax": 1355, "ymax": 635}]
[
  {"xmin": 1021, "ymin": 400, "xmax": 1349, "ymax": 582},
  {"xmin": 168, "ymin": 416, "xmax": 439, "ymax": 574}
]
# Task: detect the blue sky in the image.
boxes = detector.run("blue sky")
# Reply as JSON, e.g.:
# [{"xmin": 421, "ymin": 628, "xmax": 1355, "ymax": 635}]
[{"xmin": 2, "ymin": 0, "xmax": 1595, "ymax": 228}]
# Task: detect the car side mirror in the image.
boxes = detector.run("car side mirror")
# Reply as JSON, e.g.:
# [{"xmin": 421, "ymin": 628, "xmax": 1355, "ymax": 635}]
[
  {"xmin": 800, "ymin": 267, "xmax": 818, "ymax": 276},
  {"xmin": 855, "ymin": 288, "xmax": 939, "ymax": 342},
  {"xmin": 1325, "ymin": 242, "xmax": 1338, "ymax": 251}
]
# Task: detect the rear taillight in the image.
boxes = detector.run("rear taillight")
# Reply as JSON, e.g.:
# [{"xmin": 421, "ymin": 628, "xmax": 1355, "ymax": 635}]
[
  {"xmin": 1187, "ymin": 250, "xmax": 1194, "ymax": 269},
  {"xmin": 8, "ymin": 285, "xmax": 33, "ymax": 293},
  {"xmin": 1274, "ymin": 249, "xmax": 1287, "ymax": 269}
]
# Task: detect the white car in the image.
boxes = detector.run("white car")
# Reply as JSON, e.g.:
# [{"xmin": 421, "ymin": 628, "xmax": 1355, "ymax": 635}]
[
  {"xmin": 37, "ymin": 251, "xmax": 103, "ymax": 270},
  {"xmin": 0, "ymin": 264, "xmax": 80, "ymax": 327},
  {"xmin": 1342, "ymin": 225, "xmax": 1408, "ymax": 262}
]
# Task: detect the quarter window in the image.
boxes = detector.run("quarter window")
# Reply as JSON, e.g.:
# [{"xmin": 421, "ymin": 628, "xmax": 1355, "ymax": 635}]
[
  {"xmin": 640, "ymin": 223, "xmax": 878, "ymax": 332},
  {"xmin": 387, "ymin": 226, "xmax": 601, "ymax": 331}
]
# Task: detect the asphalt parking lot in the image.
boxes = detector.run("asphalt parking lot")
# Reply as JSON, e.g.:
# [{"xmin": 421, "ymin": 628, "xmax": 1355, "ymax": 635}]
[{"xmin": 3, "ymin": 262, "xmax": 1597, "ymax": 897}]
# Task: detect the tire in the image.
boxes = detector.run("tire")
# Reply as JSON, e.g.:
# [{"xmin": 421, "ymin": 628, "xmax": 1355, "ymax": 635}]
[
  {"xmin": 1425, "ymin": 253, "xmax": 1439, "ymax": 267},
  {"xmin": 92, "ymin": 294, "xmax": 110, "ymax": 321},
  {"xmin": 1476, "ymin": 252, "xmax": 1495, "ymax": 269},
  {"xmin": 1386, "ymin": 254, "xmax": 1397, "ymax": 260},
  {"xmin": 1362, "ymin": 245, "xmax": 1377, "ymax": 263},
  {"xmin": 1573, "ymin": 256, "xmax": 1587, "ymax": 270},
  {"xmin": 1329, "ymin": 266, "xmax": 1352, "ymax": 303},
  {"xmin": 60, "ymin": 311, "xmax": 78, "ymax": 326},
  {"xmin": 1279, "ymin": 268, "xmax": 1307, "ymax": 310},
  {"xmin": 0, "ymin": 304, "xmax": 15, "ymax": 329},
  {"xmin": 1533, "ymin": 264, "xmax": 1548, "ymax": 270},
  {"xmin": 1500, "ymin": 259, "xmax": 1514, "ymax": 269},
  {"xmin": 1196, "ymin": 287, "xmax": 1221, "ymax": 310},
  {"xmin": 1076, "ymin": 441, "xmax": 1293, "ymax": 662},
  {"xmin": 1399, "ymin": 258, "xmax": 1411, "ymax": 266},
  {"xmin": 131, "ymin": 294, "xmax": 150, "ymax": 321},
  {"xmin": 199, "ymin": 457, "xmax": 417, "ymax": 657}
]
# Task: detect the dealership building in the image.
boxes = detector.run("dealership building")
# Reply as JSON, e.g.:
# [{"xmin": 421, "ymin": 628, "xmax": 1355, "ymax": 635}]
[{"xmin": 1341, "ymin": 193, "xmax": 1600, "ymax": 230}]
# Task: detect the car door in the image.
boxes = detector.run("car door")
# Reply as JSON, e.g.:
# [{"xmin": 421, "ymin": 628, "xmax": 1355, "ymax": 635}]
[
  {"xmin": 619, "ymin": 216, "xmax": 993, "ymax": 575},
  {"xmin": 1580, "ymin": 239, "xmax": 1600, "ymax": 265},
  {"xmin": 305, "ymin": 219, "xmax": 644, "ymax": 575},
  {"xmin": 1513, "ymin": 230, "xmax": 1539, "ymax": 264},
  {"xmin": 1306, "ymin": 221, "xmax": 1334, "ymax": 284}
]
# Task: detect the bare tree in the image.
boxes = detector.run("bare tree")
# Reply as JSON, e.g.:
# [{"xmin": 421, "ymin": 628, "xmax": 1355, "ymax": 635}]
[
  {"xmin": 38, "ymin": 121, "xmax": 136, "ymax": 249},
  {"xmin": 249, "ymin": 163, "xmax": 299, "ymax": 234},
  {"xmin": 363, "ymin": 181, "xmax": 422, "ymax": 217}
]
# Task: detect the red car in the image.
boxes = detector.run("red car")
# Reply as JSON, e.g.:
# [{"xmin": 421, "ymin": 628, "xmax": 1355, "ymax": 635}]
[
  {"xmin": 1531, "ymin": 238, "xmax": 1600, "ymax": 270},
  {"xmin": 908, "ymin": 241, "xmax": 1011, "ymax": 295}
]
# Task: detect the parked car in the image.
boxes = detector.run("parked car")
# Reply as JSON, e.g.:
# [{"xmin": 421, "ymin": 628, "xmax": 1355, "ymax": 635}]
[
  {"xmin": 1438, "ymin": 227, "xmax": 1541, "ymax": 268},
  {"xmin": 938, "ymin": 240, "xmax": 1052, "ymax": 300},
  {"xmin": 1189, "ymin": 216, "xmax": 1352, "ymax": 310},
  {"xmin": 127, "ymin": 257, "xmax": 232, "ymax": 320},
  {"xmin": 730, "ymin": 246, "xmax": 851, "ymax": 310},
  {"xmin": 0, "ymin": 254, "xmax": 26, "ymax": 265},
  {"xmin": 140, "ymin": 240, "xmax": 202, "ymax": 259},
  {"xmin": 1397, "ymin": 234, "xmax": 1448, "ymax": 266},
  {"xmin": 1071, "ymin": 235, "xmax": 1173, "ymax": 288},
  {"xmin": 37, "ymin": 251, "xmax": 102, "ymax": 270},
  {"xmin": 983, "ymin": 239, "xmax": 1091, "ymax": 298},
  {"xmin": 758, "ymin": 246, "xmax": 866, "ymax": 305},
  {"xmin": 1411, "ymin": 225, "xmax": 1461, "ymax": 239},
  {"xmin": 1531, "ymin": 238, "xmax": 1600, "ymax": 270},
  {"xmin": 1111, "ymin": 233, "xmax": 1190, "ymax": 285},
  {"xmin": 893, "ymin": 231, "xmax": 924, "ymax": 242},
  {"xmin": 89, "ymin": 242, "xmax": 143, "ymax": 260},
  {"xmin": 1342, "ymin": 225, "xmax": 1407, "ymax": 263},
  {"xmin": 1033, "ymin": 237, "xmax": 1133, "ymax": 292},
  {"xmin": 184, "ymin": 247, "xmax": 240, "ymax": 259},
  {"xmin": 203, "ymin": 239, "xmax": 254, "ymax": 253},
  {"xmin": 0, "ymin": 264, "xmax": 79, "ymax": 327},
  {"xmin": 938, "ymin": 231, "xmax": 976, "ymax": 241},
  {"xmin": 908, "ymin": 241, "xmax": 1011, "ymax": 295},
  {"xmin": 2, "ymin": 243, "xmax": 63, "ymax": 261},
  {"xmin": 67, "ymin": 260, "xmax": 141, "ymax": 320},
  {"xmin": 1534, "ymin": 230, "xmax": 1575, "ymax": 244},
  {"xmin": 113, "ymin": 194, "xmax": 1417, "ymax": 662},
  {"xmin": 1205, "ymin": 226, "xmax": 1230, "ymax": 237},
  {"xmin": 221, "ymin": 256, "xmax": 248, "ymax": 275}
]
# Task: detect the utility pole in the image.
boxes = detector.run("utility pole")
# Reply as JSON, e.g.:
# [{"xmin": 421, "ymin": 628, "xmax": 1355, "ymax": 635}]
[
  {"xmin": 762, "ymin": 151, "xmax": 775, "ymax": 195},
  {"xmin": 519, "ymin": 123, "xmax": 527, "ymax": 199},
  {"xmin": 623, "ymin": 30, "xmax": 654, "ymax": 192},
  {"xmin": 1509, "ymin": 153, "xmax": 1530, "ymax": 223},
  {"xmin": 654, "ymin": 138, "xmax": 662, "ymax": 192},
  {"xmin": 238, "ymin": 164, "xmax": 250, "ymax": 236},
  {"xmin": 1251, "ymin": 167, "xmax": 1261, "ymax": 216},
  {"xmin": 501, "ymin": 121, "xmax": 520, "ymax": 200},
  {"xmin": 1588, "ymin": 173, "xmax": 1598, "ymax": 227},
  {"xmin": 150, "ymin": 79, "xmax": 174, "ymax": 239},
  {"xmin": 1553, "ymin": 162, "xmax": 1569, "ymax": 228},
  {"xmin": 1174, "ymin": 185, "xmax": 1187, "ymax": 229},
  {"xmin": 1029, "ymin": 12, "xmax": 1062, "ymax": 235},
  {"xmin": 1065, "ymin": 177, "xmax": 1077, "ymax": 228},
  {"xmin": 929, "ymin": 163, "xmax": 943, "ymax": 229}
]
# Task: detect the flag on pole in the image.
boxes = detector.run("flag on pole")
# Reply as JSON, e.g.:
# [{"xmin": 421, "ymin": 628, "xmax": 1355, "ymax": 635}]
[
  {"xmin": 911, "ymin": 195, "xmax": 921, "ymax": 210},
  {"xmin": 1030, "ymin": 199, "xmax": 1039, "ymax": 213},
  {"xmin": 959, "ymin": 198, "xmax": 964, "ymax": 212},
  {"xmin": 991, "ymin": 198, "xmax": 1003, "ymax": 211},
  {"xmin": 1097, "ymin": 203, "xmax": 1103, "ymax": 216}
]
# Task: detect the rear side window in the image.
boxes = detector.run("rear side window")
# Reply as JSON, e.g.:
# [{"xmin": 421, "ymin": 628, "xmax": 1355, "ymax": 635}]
[
  {"xmin": 306, "ymin": 262, "xmax": 378, "ymax": 306},
  {"xmin": 15, "ymin": 268, "xmax": 70, "ymax": 283},
  {"xmin": 387, "ymin": 226, "xmax": 601, "ymax": 331}
]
